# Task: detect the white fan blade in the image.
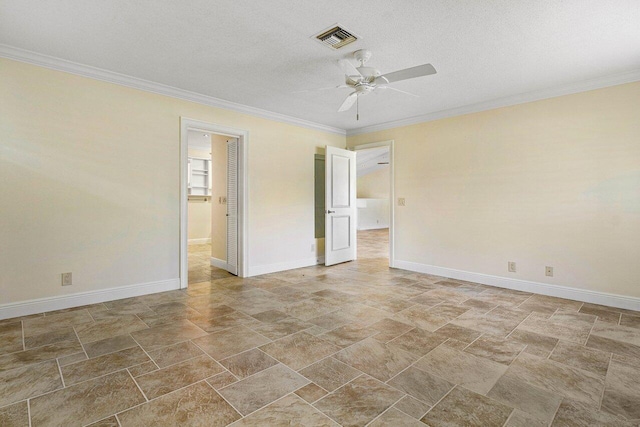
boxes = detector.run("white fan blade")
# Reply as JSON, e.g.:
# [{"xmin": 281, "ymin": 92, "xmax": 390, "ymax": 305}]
[
  {"xmin": 338, "ymin": 92, "xmax": 358, "ymax": 112},
  {"xmin": 375, "ymin": 63, "xmax": 436, "ymax": 84},
  {"xmin": 377, "ymin": 86, "xmax": 420, "ymax": 97},
  {"xmin": 338, "ymin": 59, "xmax": 362, "ymax": 77}
]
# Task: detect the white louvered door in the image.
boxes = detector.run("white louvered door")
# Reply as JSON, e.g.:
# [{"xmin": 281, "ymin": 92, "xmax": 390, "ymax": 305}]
[{"xmin": 226, "ymin": 139, "xmax": 238, "ymax": 275}]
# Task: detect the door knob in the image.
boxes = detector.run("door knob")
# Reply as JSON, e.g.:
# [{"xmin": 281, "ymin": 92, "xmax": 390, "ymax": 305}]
[{"xmin": 327, "ymin": 210, "xmax": 335, "ymax": 214}]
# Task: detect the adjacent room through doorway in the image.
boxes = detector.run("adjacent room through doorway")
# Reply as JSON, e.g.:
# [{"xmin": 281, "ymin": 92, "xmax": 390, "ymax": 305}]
[{"xmin": 186, "ymin": 130, "xmax": 237, "ymax": 284}]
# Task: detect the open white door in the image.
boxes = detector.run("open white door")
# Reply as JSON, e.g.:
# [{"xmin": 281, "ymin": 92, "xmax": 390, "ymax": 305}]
[
  {"xmin": 226, "ymin": 139, "xmax": 238, "ymax": 275},
  {"xmin": 325, "ymin": 146, "xmax": 357, "ymax": 266}
]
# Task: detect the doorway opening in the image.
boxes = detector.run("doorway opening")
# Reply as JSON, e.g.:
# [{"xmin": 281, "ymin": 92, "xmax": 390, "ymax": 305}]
[
  {"xmin": 180, "ymin": 118, "xmax": 248, "ymax": 289},
  {"xmin": 354, "ymin": 141, "xmax": 395, "ymax": 267}
]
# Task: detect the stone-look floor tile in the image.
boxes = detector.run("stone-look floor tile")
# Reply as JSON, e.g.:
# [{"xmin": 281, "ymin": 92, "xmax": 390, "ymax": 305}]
[
  {"xmin": 218, "ymin": 364, "xmax": 308, "ymax": 415},
  {"xmin": 520, "ymin": 295, "xmax": 583, "ymax": 313},
  {"xmin": 83, "ymin": 334, "xmax": 138, "ymax": 358},
  {"xmin": 0, "ymin": 340, "xmax": 82, "ymax": 372},
  {"xmin": 387, "ymin": 327, "xmax": 447, "ymax": 357},
  {"xmin": 250, "ymin": 309, "xmax": 289, "ymax": 323},
  {"xmin": 249, "ymin": 317, "xmax": 313, "ymax": 340},
  {"xmin": 86, "ymin": 416, "xmax": 119, "ymax": 426},
  {"xmin": 443, "ymin": 338, "xmax": 469, "ymax": 350},
  {"xmin": 313, "ymin": 375, "xmax": 403, "ymax": 427},
  {"xmin": 579, "ymin": 305, "xmax": 621, "ymax": 324},
  {"xmin": 231, "ymin": 393, "xmax": 338, "ymax": 426},
  {"xmin": 129, "ymin": 320, "xmax": 206, "ymax": 352},
  {"xmin": 147, "ymin": 340, "xmax": 204, "ymax": 368},
  {"xmin": 368, "ymin": 318, "xmax": 413, "ymax": 343},
  {"xmin": 0, "ymin": 401, "xmax": 29, "ymax": 427},
  {"xmin": 206, "ymin": 371, "xmax": 238, "ymax": 390},
  {"xmin": 505, "ymin": 352, "xmax": 604, "ymax": 407},
  {"xmin": 0, "ymin": 360, "xmax": 62, "ymax": 407},
  {"xmin": 118, "ymin": 381, "xmax": 241, "ymax": 427},
  {"xmin": 506, "ymin": 409, "xmax": 548, "ymax": 427},
  {"xmin": 415, "ymin": 344, "xmax": 507, "ymax": 394},
  {"xmin": 601, "ymin": 358, "xmax": 640, "ymax": 420},
  {"xmin": 299, "ymin": 357, "xmax": 362, "ymax": 392},
  {"xmin": 451, "ymin": 308, "xmax": 526, "ymax": 338},
  {"xmin": 590, "ymin": 320, "xmax": 640, "ymax": 347},
  {"xmin": 393, "ymin": 305, "xmax": 452, "ymax": 331},
  {"xmin": 507, "ymin": 329, "xmax": 559, "ymax": 358},
  {"xmin": 128, "ymin": 361, "xmax": 158, "ymax": 377},
  {"xmin": 194, "ymin": 326, "xmax": 271, "ymax": 361},
  {"xmin": 465, "ymin": 335, "xmax": 526, "ymax": 365},
  {"xmin": 549, "ymin": 340, "xmax": 611, "ymax": 377},
  {"xmin": 135, "ymin": 354, "xmax": 224, "ymax": 400},
  {"xmin": 220, "ymin": 348, "xmax": 278, "ymax": 378},
  {"xmin": 552, "ymin": 398, "xmax": 636, "ymax": 426},
  {"xmin": 517, "ymin": 312, "xmax": 595, "ymax": 344},
  {"xmin": 421, "ymin": 386, "xmax": 513, "ymax": 427},
  {"xmin": 334, "ymin": 338, "xmax": 417, "ymax": 382},
  {"xmin": 388, "ymin": 366, "xmax": 454, "ymax": 405},
  {"xmin": 58, "ymin": 352, "xmax": 88, "ymax": 366},
  {"xmin": 24, "ymin": 328, "xmax": 78, "ymax": 349},
  {"xmin": 283, "ymin": 297, "xmax": 338, "ymax": 321},
  {"xmin": 307, "ymin": 311, "xmax": 357, "ymax": 330},
  {"xmin": 319, "ymin": 324, "xmax": 378, "ymax": 348},
  {"xmin": 30, "ymin": 370, "xmax": 144, "ymax": 426},
  {"xmin": 260, "ymin": 332, "xmax": 340, "ymax": 370},
  {"xmin": 369, "ymin": 407, "xmax": 425, "ymax": 426},
  {"xmin": 619, "ymin": 314, "xmax": 640, "ymax": 329},
  {"xmin": 23, "ymin": 310, "xmax": 93, "ymax": 338},
  {"xmin": 586, "ymin": 335, "xmax": 640, "ymax": 360},
  {"xmin": 393, "ymin": 395, "xmax": 431, "ymax": 419},
  {"xmin": 0, "ymin": 322, "xmax": 24, "ymax": 355},
  {"xmin": 487, "ymin": 372, "xmax": 563, "ymax": 423},
  {"xmin": 62, "ymin": 346, "xmax": 150, "ymax": 385},
  {"xmin": 189, "ymin": 311, "xmax": 260, "ymax": 334},
  {"xmin": 75, "ymin": 315, "xmax": 148, "ymax": 344},
  {"xmin": 433, "ymin": 323, "xmax": 482, "ymax": 343},
  {"xmin": 295, "ymin": 382, "xmax": 328, "ymax": 403}
]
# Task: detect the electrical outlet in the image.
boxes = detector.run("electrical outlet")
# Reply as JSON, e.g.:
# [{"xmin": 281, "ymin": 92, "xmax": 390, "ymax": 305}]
[
  {"xmin": 508, "ymin": 262, "xmax": 516, "ymax": 273},
  {"xmin": 61, "ymin": 272, "xmax": 72, "ymax": 286},
  {"xmin": 222, "ymin": 196, "xmax": 227, "ymax": 204},
  {"xmin": 398, "ymin": 198, "xmax": 406, "ymax": 206},
  {"xmin": 545, "ymin": 266, "xmax": 554, "ymax": 277}
]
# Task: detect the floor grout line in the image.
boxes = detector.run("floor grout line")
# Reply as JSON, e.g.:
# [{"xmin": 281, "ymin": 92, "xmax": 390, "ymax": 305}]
[
  {"xmin": 127, "ymin": 369, "xmax": 149, "ymax": 402},
  {"xmin": 27, "ymin": 398, "xmax": 32, "ymax": 427}
]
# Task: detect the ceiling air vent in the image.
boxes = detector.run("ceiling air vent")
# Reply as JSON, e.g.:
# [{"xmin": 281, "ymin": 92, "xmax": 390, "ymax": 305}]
[{"xmin": 314, "ymin": 25, "xmax": 358, "ymax": 49}]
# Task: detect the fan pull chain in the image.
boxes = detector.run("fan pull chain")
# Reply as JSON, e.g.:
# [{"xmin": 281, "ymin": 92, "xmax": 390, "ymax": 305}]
[{"xmin": 356, "ymin": 95, "xmax": 359, "ymax": 121}]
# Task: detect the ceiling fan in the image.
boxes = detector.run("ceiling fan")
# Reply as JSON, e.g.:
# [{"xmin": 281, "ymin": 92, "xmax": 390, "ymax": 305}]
[{"xmin": 335, "ymin": 49, "xmax": 437, "ymax": 117}]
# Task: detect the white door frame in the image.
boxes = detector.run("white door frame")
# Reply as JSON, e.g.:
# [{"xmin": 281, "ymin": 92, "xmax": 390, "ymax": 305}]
[
  {"xmin": 353, "ymin": 140, "xmax": 396, "ymax": 268},
  {"xmin": 180, "ymin": 117, "xmax": 249, "ymax": 288}
]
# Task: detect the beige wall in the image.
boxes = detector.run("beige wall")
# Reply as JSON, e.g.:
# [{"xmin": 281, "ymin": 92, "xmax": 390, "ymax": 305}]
[
  {"xmin": 348, "ymin": 82, "xmax": 640, "ymax": 299},
  {"xmin": 357, "ymin": 166, "xmax": 390, "ymax": 199},
  {"xmin": 187, "ymin": 147, "xmax": 212, "ymax": 242},
  {"xmin": 210, "ymin": 135, "xmax": 228, "ymax": 260},
  {"xmin": 0, "ymin": 57, "xmax": 344, "ymax": 305}
]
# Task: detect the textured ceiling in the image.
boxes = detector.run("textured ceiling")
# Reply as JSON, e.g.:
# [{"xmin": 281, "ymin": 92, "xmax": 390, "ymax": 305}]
[{"xmin": 1, "ymin": 1, "xmax": 639, "ymax": 131}]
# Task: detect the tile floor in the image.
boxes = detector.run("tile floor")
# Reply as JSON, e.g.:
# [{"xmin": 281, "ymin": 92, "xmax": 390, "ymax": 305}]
[{"xmin": 1, "ymin": 229, "xmax": 640, "ymax": 426}]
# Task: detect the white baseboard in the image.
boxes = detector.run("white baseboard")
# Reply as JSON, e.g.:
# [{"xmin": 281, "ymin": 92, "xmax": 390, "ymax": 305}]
[
  {"xmin": 188, "ymin": 238, "xmax": 211, "ymax": 245},
  {"xmin": 210, "ymin": 257, "xmax": 229, "ymax": 270},
  {"xmin": 248, "ymin": 257, "xmax": 319, "ymax": 277},
  {"xmin": 394, "ymin": 260, "xmax": 640, "ymax": 312},
  {"xmin": 0, "ymin": 279, "xmax": 181, "ymax": 321}
]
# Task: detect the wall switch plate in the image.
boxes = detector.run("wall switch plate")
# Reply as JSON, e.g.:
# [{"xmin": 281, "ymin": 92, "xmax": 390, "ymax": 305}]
[
  {"xmin": 545, "ymin": 266, "xmax": 554, "ymax": 277},
  {"xmin": 61, "ymin": 272, "xmax": 72, "ymax": 286},
  {"xmin": 311, "ymin": 243, "xmax": 315, "ymax": 252},
  {"xmin": 508, "ymin": 262, "xmax": 516, "ymax": 273},
  {"xmin": 398, "ymin": 198, "xmax": 406, "ymax": 206}
]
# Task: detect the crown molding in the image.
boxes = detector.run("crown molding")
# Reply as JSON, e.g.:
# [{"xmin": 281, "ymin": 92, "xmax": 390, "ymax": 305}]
[
  {"xmin": 0, "ymin": 44, "xmax": 346, "ymax": 136},
  {"xmin": 346, "ymin": 68, "xmax": 640, "ymax": 136}
]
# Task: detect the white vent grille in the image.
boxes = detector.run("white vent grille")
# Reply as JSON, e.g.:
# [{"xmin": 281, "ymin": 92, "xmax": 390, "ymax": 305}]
[{"xmin": 315, "ymin": 26, "xmax": 357, "ymax": 49}]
